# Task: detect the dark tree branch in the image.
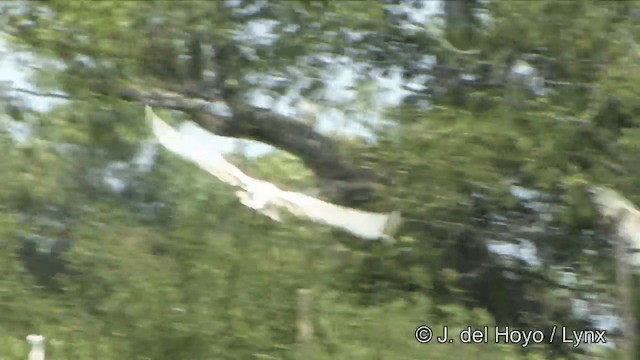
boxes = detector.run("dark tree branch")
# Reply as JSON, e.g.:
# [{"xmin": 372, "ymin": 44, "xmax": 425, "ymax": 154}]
[
  {"xmin": 10, "ymin": 87, "xmax": 70, "ymax": 100},
  {"xmin": 9, "ymin": 85, "xmax": 379, "ymax": 206},
  {"xmin": 119, "ymin": 87, "xmax": 379, "ymax": 207}
]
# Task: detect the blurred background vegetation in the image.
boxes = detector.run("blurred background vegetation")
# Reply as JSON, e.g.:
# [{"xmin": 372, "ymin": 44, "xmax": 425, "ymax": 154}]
[{"xmin": 0, "ymin": 0, "xmax": 639, "ymax": 359}]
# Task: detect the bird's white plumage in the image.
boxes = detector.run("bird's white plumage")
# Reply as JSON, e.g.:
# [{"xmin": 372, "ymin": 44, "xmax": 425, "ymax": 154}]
[
  {"xmin": 26, "ymin": 334, "xmax": 45, "ymax": 360},
  {"xmin": 148, "ymin": 107, "xmax": 249, "ymax": 189},
  {"xmin": 146, "ymin": 106, "xmax": 401, "ymax": 241},
  {"xmin": 590, "ymin": 186, "xmax": 640, "ymax": 266}
]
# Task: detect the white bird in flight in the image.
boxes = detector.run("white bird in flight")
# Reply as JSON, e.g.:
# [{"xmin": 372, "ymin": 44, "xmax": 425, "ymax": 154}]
[
  {"xmin": 26, "ymin": 334, "xmax": 45, "ymax": 360},
  {"xmin": 146, "ymin": 106, "xmax": 401, "ymax": 242},
  {"xmin": 589, "ymin": 186, "xmax": 640, "ymax": 266}
]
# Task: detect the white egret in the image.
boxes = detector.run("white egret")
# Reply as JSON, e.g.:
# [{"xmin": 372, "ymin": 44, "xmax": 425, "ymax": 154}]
[
  {"xmin": 589, "ymin": 186, "xmax": 640, "ymax": 266},
  {"xmin": 146, "ymin": 106, "xmax": 401, "ymax": 242},
  {"xmin": 589, "ymin": 186, "xmax": 639, "ymax": 360}
]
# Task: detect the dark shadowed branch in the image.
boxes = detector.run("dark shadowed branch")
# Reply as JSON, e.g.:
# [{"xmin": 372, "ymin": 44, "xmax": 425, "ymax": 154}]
[{"xmin": 119, "ymin": 86, "xmax": 380, "ymax": 207}]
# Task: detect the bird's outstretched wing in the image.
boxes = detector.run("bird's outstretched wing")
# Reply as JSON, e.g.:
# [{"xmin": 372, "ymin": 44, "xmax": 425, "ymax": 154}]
[
  {"xmin": 146, "ymin": 105, "xmax": 251, "ymax": 189},
  {"xmin": 277, "ymin": 190, "xmax": 400, "ymax": 241},
  {"xmin": 590, "ymin": 186, "xmax": 640, "ymax": 266},
  {"xmin": 146, "ymin": 106, "xmax": 401, "ymax": 241}
]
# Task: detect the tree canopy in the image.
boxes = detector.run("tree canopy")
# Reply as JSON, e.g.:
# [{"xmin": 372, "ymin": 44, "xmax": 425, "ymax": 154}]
[{"xmin": 1, "ymin": 0, "xmax": 640, "ymax": 359}]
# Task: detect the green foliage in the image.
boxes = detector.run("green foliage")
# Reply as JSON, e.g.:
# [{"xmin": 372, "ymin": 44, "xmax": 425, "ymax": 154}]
[{"xmin": 3, "ymin": 0, "xmax": 640, "ymax": 359}]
